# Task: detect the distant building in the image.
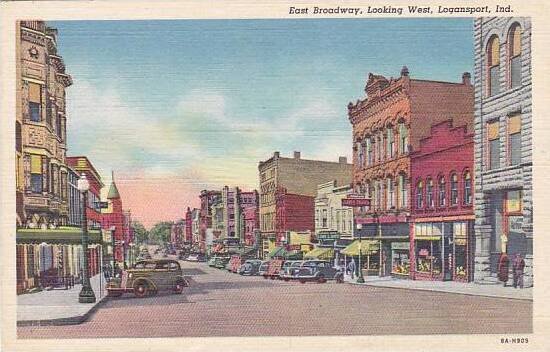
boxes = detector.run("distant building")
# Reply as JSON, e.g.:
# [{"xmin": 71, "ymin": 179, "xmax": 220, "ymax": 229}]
[
  {"xmin": 314, "ymin": 180, "xmax": 354, "ymax": 240},
  {"xmin": 199, "ymin": 190, "xmax": 222, "ymax": 253},
  {"xmin": 258, "ymin": 151, "xmax": 352, "ymax": 258},
  {"xmin": 473, "ymin": 18, "xmax": 532, "ymax": 287}
]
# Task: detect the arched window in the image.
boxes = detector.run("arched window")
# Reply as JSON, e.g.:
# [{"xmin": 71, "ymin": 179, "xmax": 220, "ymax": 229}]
[
  {"xmin": 487, "ymin": 35, "xmax": 500, "ymax": 96},
  {"xmin": 398, "ymin": 122, "xmax": 409, "ymax": 154},
  {"xmin": 386, "ymin": 126, "xmax": 395, "ymax": 159},
  {"xmin": 367, "ymin": 137, "xmax": 373, "ymax": 166},
  {"xmin": 398, "ymin": 174, "xmax": 408, "ymax": 209},
  {"xmin": 450, "ymin": 173, "xmax": 458, "ymax": 206},
  {"xmin": 463, "ymin": 172, "xmax": 472, "ymax": 205},
  {"xmin": 416, "ymin": 180, "xmax": 424, "ymax": 209},
  {"xmin": 426, "ymin": 178, "xmax": 434, "ymax": 208},
  {"xmin": 438, "ymin": 176, "xmax": 446, "ymax": 207},
  {"xmin": 386, "ymin": 177, "xmax": 395, "ymax": 209},
  {"xmin": 508, "ymin": 23, "xmax": 522, "ymax": 88}
]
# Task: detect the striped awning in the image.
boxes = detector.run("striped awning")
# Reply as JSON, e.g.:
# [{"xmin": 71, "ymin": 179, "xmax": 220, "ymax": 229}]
[
  {"xmin": 341, "ymin": 240, "xmax": 379, "ymax": 256},
  {"xmin": 304, "ymin": 247, "xmax": 334, "ymax": 260}
]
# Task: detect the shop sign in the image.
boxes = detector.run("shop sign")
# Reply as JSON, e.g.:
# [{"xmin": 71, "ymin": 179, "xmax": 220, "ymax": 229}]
[
  {"xmin": 342, "ymin": 197, "xmax": 371, "ymax": 207},
  {"xmin": 391, "ymin": 242, "xmax": 409, "ymax": 250},
  {"xmin": 318, "ymin": 232, "xmax": 340, "ymax": 241},
  {"xmin": 419, "ymin": 248, "xmax": 429, "ymax": 256},
  {"xmin": 288, "ymin": 244, "xmax": 301, "ymax": 251}
]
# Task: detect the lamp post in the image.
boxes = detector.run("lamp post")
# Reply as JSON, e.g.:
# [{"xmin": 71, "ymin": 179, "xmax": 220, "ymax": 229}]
[
  {"xmin": 109, "ymin": 225, "xmax": 116, "ymax": 270},
  {"xmin": 356, "ymin": 223, "xmax": 365, "ymax": 283},
  {"xmin": 77, "ymin": 174, "xmax": 96, "ymax": 303}
]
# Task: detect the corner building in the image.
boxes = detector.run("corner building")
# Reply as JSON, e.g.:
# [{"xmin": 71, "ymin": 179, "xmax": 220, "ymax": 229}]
[
  {"xmin": 347, "ymin": 67, "xmax": 473, "ymax": 278},
  {"xmin": 473, "ymin": 17, "xmax": 532, "ymax": 287}
]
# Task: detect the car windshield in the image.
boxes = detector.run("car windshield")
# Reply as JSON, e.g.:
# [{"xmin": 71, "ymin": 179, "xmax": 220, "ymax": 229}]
[
  {"xmin": 303, "ymin": 262, "xmax": 318, "ymax": 267},
  {"xmin": 291, "ymin": 262, "xmax": 303, "ymax": 267}
]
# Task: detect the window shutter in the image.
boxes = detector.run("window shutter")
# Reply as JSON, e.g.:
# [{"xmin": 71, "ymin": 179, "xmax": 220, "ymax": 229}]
[
  {"xmin": 487, "ymin": 121, "xmax": 499, "ymax": 140},
  {"xmin": 30, "ymin": 155, "xmax": 42, "ymax": 174},
  {"xmin": 508, "ymin": 114, "xmax": 521, "ymax": 134},
  {"xmin": 28, "ymin": 83, "xmax": 42, "ymax": 103}
]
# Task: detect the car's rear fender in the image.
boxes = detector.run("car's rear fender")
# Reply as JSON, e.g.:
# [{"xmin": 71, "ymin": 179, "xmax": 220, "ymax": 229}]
[{"xmin": 132, "ymin": 277, "xmax": 158, "ymax": 291}]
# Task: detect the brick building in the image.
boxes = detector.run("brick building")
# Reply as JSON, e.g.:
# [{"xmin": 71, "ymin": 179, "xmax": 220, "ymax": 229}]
[
  {"xmin": 258, "ymin": 151, "xmax": 352, "ymax": 258},
  {"xmin": 473, "ymin": 18, "xmax": 532, "ymax": 287},
  {"xmin": 184, "ymin": 207, "xmax": 193, "ymax": 244},
  {"xmin": 241, "ymin": 190, "xmax": 260, "ymax": 247},
  {"xmin": 198, "ymin": 190, "xmax": 222, "ymax": 253},
  {"xmin": 410, "ymin": 120, "xmax": 474, "ymax": 282},
  {"xmin": 347, "ymin": 66, "xmax": 473, "ymax": 277}
]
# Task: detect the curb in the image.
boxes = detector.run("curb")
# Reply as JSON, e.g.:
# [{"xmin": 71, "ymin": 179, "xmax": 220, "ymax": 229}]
[
  {"xmin": 17, "ymin": 295, "xmax": 108, "ymax": 327},
  {"xmin": 346, "ymin": 281, "xmax": 533, "ymax": 302}
]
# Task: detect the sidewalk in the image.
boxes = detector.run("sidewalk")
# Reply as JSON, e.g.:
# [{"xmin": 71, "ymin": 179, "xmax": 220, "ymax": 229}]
[
  {"xmin": 344, "ymin": 274, "xmax": 533, "ymax": 301},
  {"xmin": 17, "ymin": 274, "xmax": 108, "ymax": 326}
]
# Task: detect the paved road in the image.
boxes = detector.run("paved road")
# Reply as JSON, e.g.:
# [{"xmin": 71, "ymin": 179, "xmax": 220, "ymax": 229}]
[{"xmin": 18, "ymin": 260, "xmax": 532, "ymax": 338}]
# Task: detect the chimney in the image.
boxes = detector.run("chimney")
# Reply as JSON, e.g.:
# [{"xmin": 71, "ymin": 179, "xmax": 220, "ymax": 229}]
[
  {"xmin": 462, "ymin": 72, "xmax": 471, "ymax": 85},
  {"xmin": 339, "ymin": 156, "xmax": 347, "ymax": 164},
  {"xmin": 294, "ymin": 151, "xmax": 301, "ymax": 159},
  {"xmin": 273, "ymin": 151, "xmax": 280, "ymax": 158}
]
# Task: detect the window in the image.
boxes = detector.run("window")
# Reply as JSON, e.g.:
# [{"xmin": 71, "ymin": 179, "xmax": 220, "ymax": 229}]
[
  {"xmin": 488, "ymin": 120, "xmax": 500, "ymax": 169},
  {"xmin": 399, "ymin": 122, "xmax": 409, "ymax": 154},
  {"xmin": 28, "ymin": 83, "xmax": 41, "ymax": 122},
  {"xmin": 399, "ymin": 174, "xmax": 407, "ymax": 208},
  {"xmin": 387, "ymin": 178, "xmax": 395, "ymax": 209},
  {"xmin": 509, "ymin": 24, "xmax": 522, "ymax": 88},
  {"xmin": 376, "ymin": 180, "xmax": 382, "ymax": 210},
  {"xmin": 416, "ymin": 180, "xmax": 424, "ymax": 209},
  {"xmin": 367, "ymin": 137, "xmax": 373, "ymax": 166},
  {"xmin": 450, "ymin": 173, "xmax": 458, "ymax": 206},
  {"xmin": 322, "ymin": 209, "xmax": 328, "ymax": 228},
  {"xmin": 30, "ymin": 155, "xmax": 42, "ymax": 193},
  {"xmin": 356, "ymin": 142, "xmax": 363, "ymax": 167},
  {"xmin": 487, "ymin": 36, "xmax": 500, "ymax": 96},
  {"xmin": 426, "ymin": 178, "xmax": 434, "ymax": 208},
  {"xmin": 16, "ymin": 122, "xmax": 22, "ymax": 152},
  {"xmin": 387, "ymin": 127, "xmax": 395, "ymax": 159},
  {"xmin": 438, "ymin": 177, "xmax": 446, "ymax": 207},
  {"xmin": 463, "ymin": 172, "xmax": 472, "ymax": 205},
  {"xmin": 377, "ymin": 134, "xmax": 382, "ymax": 162},
  {"xmin": 508, "ymin": 114, "xmax": 521, "ymax": 165}
]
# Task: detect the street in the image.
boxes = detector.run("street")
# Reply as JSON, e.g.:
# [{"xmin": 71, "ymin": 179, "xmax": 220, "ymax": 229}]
[{"xmin": 18, "ymin": 260, "xmax": 532, "ymax": 338}]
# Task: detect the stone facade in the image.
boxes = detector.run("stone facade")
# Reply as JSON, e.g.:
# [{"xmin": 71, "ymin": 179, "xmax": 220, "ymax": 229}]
[
  {"xmin": 16, "ymin": 21, "xmax": 73, "ymax": 228},
  {"xmin": 258, "ymin": 151, "xmax": 352, "ymax": 257},
  {"xmin": 473, "ymin": 17, "xmax": 532, "ymax": 287},
  {"xmin": 314, "ymin": 180, "xmax": 354, "ymax": 240}
]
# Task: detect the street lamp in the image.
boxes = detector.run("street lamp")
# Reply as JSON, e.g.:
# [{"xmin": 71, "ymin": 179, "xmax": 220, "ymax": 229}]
[
  {"xmin": 109, "ymin": 225, "xmax": 116, "ymax": 270},
  {"xmin": 77, "ymin": 174, "xmax": 96, "ymax": 303},
  {"xmin": 356, "ymin": 223, "xmax": 365, "ymax": 283}
]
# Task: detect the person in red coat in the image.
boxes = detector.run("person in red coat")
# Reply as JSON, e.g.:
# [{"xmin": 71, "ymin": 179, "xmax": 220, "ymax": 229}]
[
  {"xmin": 498, "ymin": 253, "xmax": 510, "ymax": 287},
  {"xmin": 512, "ymin": 253, "xmax": 526, "ymax": 289}
]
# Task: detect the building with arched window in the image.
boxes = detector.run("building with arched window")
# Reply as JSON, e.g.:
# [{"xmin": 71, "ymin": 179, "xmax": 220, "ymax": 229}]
[
  {"xmin": 348, "ymin": 66, "xmax": 473, "ymax": 278},
  {"xmin": 474, "ymin": 17, "xmax": 532, "ymax": 287},
  {"xmin": 410, "ymin": 120, "xmax": 474, "ymax": 282}
]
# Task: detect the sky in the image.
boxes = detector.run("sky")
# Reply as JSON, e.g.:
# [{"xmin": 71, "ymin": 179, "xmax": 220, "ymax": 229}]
[{"xmin": 51, "ymin": 18, "xmax": 474, "ymax": 229}]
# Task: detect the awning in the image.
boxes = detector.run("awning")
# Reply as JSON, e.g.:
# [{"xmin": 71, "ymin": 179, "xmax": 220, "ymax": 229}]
[
  {"xmin": 269, "ymin": 246, "xmax": 286, "ymax": 258},
  {"xmin": 304, "ymin": 247, "xmax": 334, "ymax": 260},
  {"xmin": 341, "ymin": 240, "xmax": 379, "ymax": 256},
  {"xmin": 415, "ymin": 236, "xmax": 441, "ymax": 241},
  {"xmin": 284, "ymin": 250, "xmax": 303, "ymax": 260},
  {"xmin": 16, "ymin": 227, "xmax": 103, "ymax": 245}
]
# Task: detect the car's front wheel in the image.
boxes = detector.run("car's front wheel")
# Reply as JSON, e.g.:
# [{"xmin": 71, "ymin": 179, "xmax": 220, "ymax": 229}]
[
  {"xmin": 174, "ymin": 279, "xmax": 186, "ymax": 294},
  {"xmin": 134, "ymin": 281, "xmax": 149, "ymax": 298},
  {"xmin": 317, "ymin": 274, "xmax": 326, "ymax": 284}
]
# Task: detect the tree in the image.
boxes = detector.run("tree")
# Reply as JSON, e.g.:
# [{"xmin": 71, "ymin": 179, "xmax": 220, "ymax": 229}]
[
  {"xmin": 148, "ymin": 221, "xmax": 173, "ymax": 245},
  {"xmin": 131, "ymin": 221, "xmax": 149, "ymax": 245}
]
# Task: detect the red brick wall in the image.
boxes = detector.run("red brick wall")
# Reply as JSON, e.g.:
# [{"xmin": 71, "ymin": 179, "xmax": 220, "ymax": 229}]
[{"xmin": 275, "ymin": 191, "xmax": 314, "ymax": 241}]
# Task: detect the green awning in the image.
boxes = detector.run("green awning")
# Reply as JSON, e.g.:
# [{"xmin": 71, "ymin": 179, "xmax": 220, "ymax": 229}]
[
  {"xmin": 284, "ymin": 250, "xmax": 303, "ymax": 260},
  {"xmin": 16, "ymin": 227, "xmax": 103, "ymax": 245},
  {"xmin": 304, "ymin": 247, "xmax": 334, "ymax": 260},
  {"xmin": 341, "ymin": 240, "xmax": 379, "ymax": 256},
  {"xmin": 269, "ymin": 246, "xmax": 286, "ymax": 258}
]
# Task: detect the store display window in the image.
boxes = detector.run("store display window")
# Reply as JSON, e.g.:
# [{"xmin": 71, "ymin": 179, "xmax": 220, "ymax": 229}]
[{"xmin": 391, "ymin": 242, "xmax": 410, "ymax": 275}]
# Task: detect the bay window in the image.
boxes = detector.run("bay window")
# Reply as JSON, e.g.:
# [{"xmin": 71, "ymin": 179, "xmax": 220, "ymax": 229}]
[{"xmin": 28, "ymin": 82, "xmax": 42, "ymax": 122}]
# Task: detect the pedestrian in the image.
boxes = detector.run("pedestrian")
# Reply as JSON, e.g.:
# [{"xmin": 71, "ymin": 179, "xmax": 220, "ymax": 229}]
[
  {"xmin": 512, "ymin": 253, "xmax": 525, "ymax": 289},
  {"xmin": 348, "ymin": 258, "xmax": 356, "ymax": 279},
  {"xmin": 497, "ymin": 252, "xmax": 510, "ymax": 287},
  {"xmin": 103, "ymin": 264, "xmax": 110, "ymax": 280}
]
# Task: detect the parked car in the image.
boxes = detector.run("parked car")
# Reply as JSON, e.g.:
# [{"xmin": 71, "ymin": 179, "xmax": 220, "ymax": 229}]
[
  {"xmin": 279, "ymin": 260, "xmax": 304, "ymax": 281},
  {"xmin": 239, "ymin": 260, "xmax": 263, "ymax": 276},
  {"xmin": 208, "ymin": 256, "xmax": 230, "ymax": 269},
  {"xmin": 263, "ymin": 259, "xmax": 285, "ymax": 279},
  {"xmin": 290, "ymin": 260, "xmax": 344, "ymax": 284},
  {"xmin": 106, "ymin": 259, "xmax": 189, "ymax": 298},
  {"xmin": 186, "ymin": 254, "xmax": 200, "ymax": 262},
  {"xmin": 257, "ymin": 261, "xmax": 269, "ymax": 276}
]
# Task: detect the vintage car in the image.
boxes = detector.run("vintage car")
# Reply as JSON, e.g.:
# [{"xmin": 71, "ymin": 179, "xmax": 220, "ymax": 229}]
[
  {"xmin": 290, "ymin": 260, "xmax": 344, "ymax": 284},
  {"xmin": 257, "ymin": 261, "xmax": 269, "ymax": 276},
  {"xmin": 106, "ymin": 259, "xmax": 189, "ymax": 298},
  {"xmin": 207, "ymin": 256, "xmax": 230, "ymax": 269},
  {"xmin": 263, "ymin": 259, "xmax": 285, "ymax": 279},
  {"xmin": 238, "ymin": 259, "xmax": 263, "ymax": 276},
  {"xmin": 278, "ymin": 260, "xmax": 304, "ymax": 281}
]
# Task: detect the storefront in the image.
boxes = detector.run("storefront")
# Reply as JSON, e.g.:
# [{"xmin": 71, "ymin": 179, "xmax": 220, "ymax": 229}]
[
  {"xmin": 390, "ymin": 242, "xmax": 410, "ymax": 278},
  {"xmin": 341, "ymin": 239, "xmax": 379, "ymax": 276},
  {"xmin": 411, "ymin": 220, "xmax": 474, "ymax": 282}
]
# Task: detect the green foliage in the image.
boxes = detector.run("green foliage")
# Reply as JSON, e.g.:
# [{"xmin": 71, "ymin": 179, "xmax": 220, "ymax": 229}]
[
  {"xmin": 131, "ymin": 221, "xmax": 149, "ymax": 244},
  {"xmin": 148, "ymin": 221, "xmax": 173, "ymax": 245}
]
